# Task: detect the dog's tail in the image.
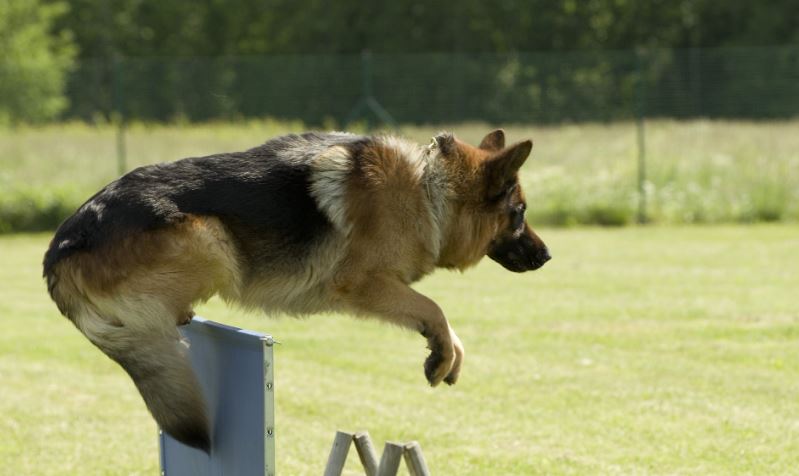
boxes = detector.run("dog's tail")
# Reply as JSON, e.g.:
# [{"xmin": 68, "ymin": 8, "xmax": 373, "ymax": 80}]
[
  {"xmin": 105, "ymin": 323, "xmax": 210, "ymax": 453},
  {"xmin": 47, "ymin": 266, "xmax": 211, "ymax": 452},
  {"xmin": 80, "ymin": 305, "xmax": 210, "ymax": 451}
]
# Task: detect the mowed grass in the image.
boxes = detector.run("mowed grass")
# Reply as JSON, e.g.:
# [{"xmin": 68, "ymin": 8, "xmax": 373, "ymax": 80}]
[
  {"xmin": 1, "ymin": 119, "xmax": 798, "ymax": 230},
  {"xmin": 1, "ymin": 226, "xmax": 798, "ymax": 475}
]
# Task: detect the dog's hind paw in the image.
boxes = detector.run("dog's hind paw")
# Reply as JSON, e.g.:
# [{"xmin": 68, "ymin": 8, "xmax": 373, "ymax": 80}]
[{"xmin": 178, "ymin": 309, "xmax": 195, "ymax": 326}]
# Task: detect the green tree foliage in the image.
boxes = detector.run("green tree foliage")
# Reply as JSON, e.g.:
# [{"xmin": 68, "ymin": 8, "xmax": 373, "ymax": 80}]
[
  {"xmin": 0, "ymin": 0, "xmax": 75, "ymax": 123},
  {"xmin": 37, "ymin": 0, "xmax": 799, "ymax": 123},
  {"xmin": 54, "ymin": 0, "xmax": 799, "ymax": 58}
]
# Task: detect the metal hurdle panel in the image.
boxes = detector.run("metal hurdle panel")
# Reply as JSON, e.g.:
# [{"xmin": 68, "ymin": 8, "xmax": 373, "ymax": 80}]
[{"xmin": 159, "ymin": 317, "xmax": 276, "ymax": 476}]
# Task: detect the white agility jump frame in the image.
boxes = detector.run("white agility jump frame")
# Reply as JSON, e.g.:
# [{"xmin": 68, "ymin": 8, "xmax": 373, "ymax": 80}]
[
  {"xmin": 158, "ymin": 317, "xmax": 430, "ymax": 475},
  {"xmin": 159, "ymin": 317, "xmax": 276, "ymax": 476}
]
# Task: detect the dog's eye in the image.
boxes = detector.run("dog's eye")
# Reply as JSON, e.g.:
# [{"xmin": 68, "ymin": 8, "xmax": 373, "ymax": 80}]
[{"xmin": 511, "ymin": 204, "xmax": 525, "ymax": 229}]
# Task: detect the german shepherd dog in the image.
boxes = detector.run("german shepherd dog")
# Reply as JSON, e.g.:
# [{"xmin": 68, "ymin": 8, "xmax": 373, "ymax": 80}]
[{"xmin": 43, "ymin": 129, "xmax": 550, "ymax": 451}]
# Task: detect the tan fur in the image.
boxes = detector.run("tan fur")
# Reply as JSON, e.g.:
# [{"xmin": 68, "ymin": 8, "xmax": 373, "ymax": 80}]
[
  {"xmin": 47, "ymin": 215, "xmax": 245, "ymax": 450},
  {"xmin": 51, "ymin": 216, "xmax": 240, "ymax": 322}
]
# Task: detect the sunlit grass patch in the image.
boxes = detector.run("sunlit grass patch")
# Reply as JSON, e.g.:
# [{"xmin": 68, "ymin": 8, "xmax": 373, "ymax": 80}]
[{"xmin": 2, "ymin": 226, "xmax": 798, "ymax": 474}]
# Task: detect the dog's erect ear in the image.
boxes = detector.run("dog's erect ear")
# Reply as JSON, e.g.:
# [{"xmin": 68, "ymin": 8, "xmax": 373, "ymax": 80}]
[
  {"xmin": 484, "ymin": 140, "xmax": 533, "ymax": 200},
  {"xmin": 430, "ymin": 132, "xmax": 456, "ymax": 156},
  {"xmin": 479, "ymin": 129, "xmax": 505, "ymax": 151}
]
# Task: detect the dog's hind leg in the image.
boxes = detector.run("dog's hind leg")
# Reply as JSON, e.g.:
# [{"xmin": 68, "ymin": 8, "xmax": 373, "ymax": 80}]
[
  {"xmin": 46, "ymin": 216, "xmax": 241, "ymax": 452},
  {"xmin": 337, "ymin": 274, "xmax": 465, "ymax": 386}
]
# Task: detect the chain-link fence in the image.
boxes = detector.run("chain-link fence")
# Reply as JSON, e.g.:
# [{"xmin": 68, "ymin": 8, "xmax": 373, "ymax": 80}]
[
  {"xmin": 56, "ymin": 46, "xmax": 799, "ymax": 224},
  {"xmin": 64, "ymin": 46, "xmax": 799, "ymax": 125}
]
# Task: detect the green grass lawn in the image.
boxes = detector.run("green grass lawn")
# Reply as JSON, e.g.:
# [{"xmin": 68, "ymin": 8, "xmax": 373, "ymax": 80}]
[{"xmin": 1, "ymin": 225, "xmax": 798, "ymax": 474}]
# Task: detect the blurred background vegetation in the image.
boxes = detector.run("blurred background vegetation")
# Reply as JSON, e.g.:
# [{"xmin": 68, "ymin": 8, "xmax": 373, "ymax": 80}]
[
  {"xmin": 2, "ymin": 4, "xmax": 799, "ymax": 474},
  {"xmin": 5, "ymin": 0, "xmax": 799, "ymax": 124},
  {"xmin": 0, "ymin": 0, "xmax": 798, "ymax": 231}
]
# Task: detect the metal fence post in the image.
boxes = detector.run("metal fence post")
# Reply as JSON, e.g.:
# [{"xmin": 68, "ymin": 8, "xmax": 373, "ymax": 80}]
[
  {"xmin": 112, "ymin": 56, "xmax": 127, "ymax": 176},
  {"xmin": 635, "ymin": 49, "xmax": 648, "ymax": 224},
  {"xmin": 345, "ymin": 51, "xmax": 396, "ymax": 130}
]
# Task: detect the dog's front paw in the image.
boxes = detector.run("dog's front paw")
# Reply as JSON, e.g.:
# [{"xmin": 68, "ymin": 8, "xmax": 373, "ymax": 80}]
[
  {"xmin": 423, "ymin": 335, "xmax": 455, "ymax": 387},
  {"xmin": 443, "ymin": 331, "xmax": 464, "ymax": 385}
]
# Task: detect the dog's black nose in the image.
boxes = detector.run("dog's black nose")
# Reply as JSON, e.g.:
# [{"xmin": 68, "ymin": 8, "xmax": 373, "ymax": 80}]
[{"xmin": 537, "ymin": 248, "xmax": 551, "ymax": 265}]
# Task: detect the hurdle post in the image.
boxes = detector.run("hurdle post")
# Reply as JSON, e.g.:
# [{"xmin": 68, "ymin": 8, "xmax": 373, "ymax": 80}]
[
  {"xmin": 403, "ymin": 441, "xmax": 431, "ymax": 476},
  {"xmin": 354, "ymin": 431, "xmax": 379, "ymax": 476},
  {"xmin": 375, "ymin": 441, "xmax": 404, "ymax": 476},
  {"xmin": 324, "ymin": 430, "xmax": 433, "ymax": 475},
  {"xmin": 324, "ymin": 431, "xmax": 354, "ymax": 476}
]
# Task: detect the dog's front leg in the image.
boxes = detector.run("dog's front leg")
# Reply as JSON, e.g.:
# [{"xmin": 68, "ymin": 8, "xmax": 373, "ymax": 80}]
[{"xmin": 338, "ymin": 274, "xmax": 464, "ymax": 386}]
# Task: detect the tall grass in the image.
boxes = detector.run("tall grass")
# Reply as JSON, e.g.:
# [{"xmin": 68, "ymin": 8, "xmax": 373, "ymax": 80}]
[
  {"xmin": 416, "ymin": 121, "xmax": 799, "ymax": 225},
  {"xmin": 407, "ymin": 120, "xmax": 799, "ymax": 226},
  {"xmin": 1, "ymin": 119, "xmax": 797, "ymax": 232}
]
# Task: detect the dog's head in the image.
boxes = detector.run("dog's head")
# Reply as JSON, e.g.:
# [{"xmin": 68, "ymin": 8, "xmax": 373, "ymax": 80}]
[{"xmin": 433, "ymin": 129, "xmax": 550, "ymax": 272}]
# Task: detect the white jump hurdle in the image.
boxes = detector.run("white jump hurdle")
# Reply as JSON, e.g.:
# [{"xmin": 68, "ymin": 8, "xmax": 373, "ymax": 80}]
[
  {"xmin": 159, "ymin": 317, "xmax": 276, "ymax": 476},
  {"xmin": 158, "ymin": 317, "xmax": 431, "ymax": 475}
]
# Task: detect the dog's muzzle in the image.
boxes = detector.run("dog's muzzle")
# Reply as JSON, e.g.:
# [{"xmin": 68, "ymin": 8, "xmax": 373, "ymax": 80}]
[{"xmin": 488, "ymin": 234, "xmax": 551, "ymax": 272}]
